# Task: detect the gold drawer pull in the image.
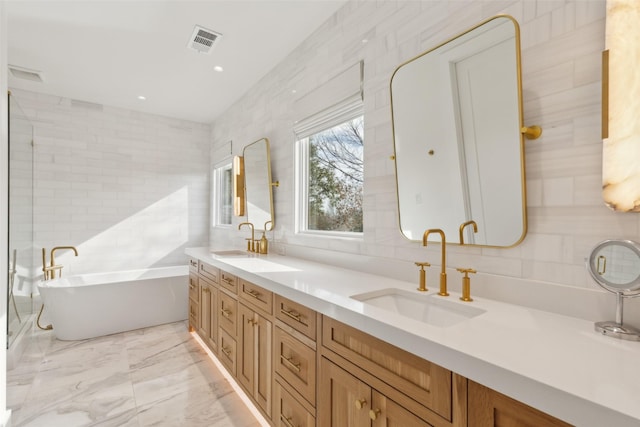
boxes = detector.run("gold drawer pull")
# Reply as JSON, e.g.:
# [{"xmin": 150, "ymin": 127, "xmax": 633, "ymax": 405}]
[
  {"xmin": 221, "ymin": 347, "xmax": 232, "ymax": 357},
  {"xmin": 280, "ymin": 414, "xmax": 298, "ymax": 427},
  {"xmin": 280, "ymin": 354, "xmax": 301, "ymax": 372},
  {"xmin": 369, "ymin": 409, "xmax": 381, "ymax": 421},
  {"xmin": 280, "ymin": 308, "xmax": 302, "ymax": 322},
  {"xmin": 354, "ymin": 399, "xmax": 367, "ymax": 409},
  {"xmin": 203, "ymin": 288, "xmax": 210, "ymax": 294},
  {"xmin": 220, "ymin": 308, "xmax": 231, "ymax": 318},
  {"xmin": 189, "ymin": 284, "xmax": 195, "ymax": 290},
  {"xmin": 222, "ymin": 276, "xmax": 234, "ymax": 284},
  {"xmin": 247, "ymin": 318, "xmax": 258, "ymax": 326},
  {"xmin": 190, "ymin": 260, "xmax": 197, "ymax": 267},
  {"xmin": 246, "ymin": 289, "xmax": 261, "ymax": 299}
]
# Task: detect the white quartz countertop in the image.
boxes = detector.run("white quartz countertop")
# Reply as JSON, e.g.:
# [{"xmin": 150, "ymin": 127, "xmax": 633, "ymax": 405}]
[{"xmin": 186, "ymin": 247, "xmax": 640, "ymax": 426}]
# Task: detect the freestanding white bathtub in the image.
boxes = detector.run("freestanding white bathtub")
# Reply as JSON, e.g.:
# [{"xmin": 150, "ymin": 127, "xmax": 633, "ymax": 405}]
[{"xmin": 38, "ymin": 265, "xmax": 188, "ymax": 340}]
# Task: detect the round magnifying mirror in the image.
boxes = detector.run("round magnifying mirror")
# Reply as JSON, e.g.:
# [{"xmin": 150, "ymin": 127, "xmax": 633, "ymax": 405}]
[
  {"xmin": 587, "ymin": 239, "xmax": 640, "ymax": 341},
  {"xmin": 587, "ymin": 239, "xmax": 640, "ymax": 295}
]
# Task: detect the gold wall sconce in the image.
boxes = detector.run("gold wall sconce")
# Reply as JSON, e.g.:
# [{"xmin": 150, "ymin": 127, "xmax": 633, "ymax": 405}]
[
  {"xmin": 602, "ymin": 0, "xmax": 640, "ymax": 212},
  {"xmin": 233, "ymin": 155, "xmax": 245, "ymax": 216}
]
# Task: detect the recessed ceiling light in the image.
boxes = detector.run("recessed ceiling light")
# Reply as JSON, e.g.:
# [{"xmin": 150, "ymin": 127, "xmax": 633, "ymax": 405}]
[
  {"xmin": 137, "ymin": 95, "xmax": 146, "ymax": 100},
  {"xmin": 214, "ymin": 66, "xmax": 224, "ymax": 72}
]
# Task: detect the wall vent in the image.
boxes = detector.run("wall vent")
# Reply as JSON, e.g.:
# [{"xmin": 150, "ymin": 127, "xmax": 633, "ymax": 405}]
[
  {"xmin": 8, "ymin": 65, "xmax": 43, "ymax": 83},
  {"xmin": 187, "ymin": 25, "xmax": 222, "ymax": 54}
]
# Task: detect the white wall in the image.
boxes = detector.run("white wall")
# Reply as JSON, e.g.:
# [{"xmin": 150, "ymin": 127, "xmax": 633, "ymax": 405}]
[
  {"xmin": 10, "ymin": 89, "xmax": 211, "ymax": 277},
  {"xmin": 209, "ymin": 1, "xmax": 640, "ymax": 322}
]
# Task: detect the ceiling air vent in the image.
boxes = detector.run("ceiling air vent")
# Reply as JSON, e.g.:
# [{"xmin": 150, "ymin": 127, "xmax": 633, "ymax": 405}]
[
  {"xmin": 8, "ymin": 65, "xmax": 44, "ymax": 83},
  {"xmin": 187, "ymin": 25, "xmax": 222, "ymax": 54}
]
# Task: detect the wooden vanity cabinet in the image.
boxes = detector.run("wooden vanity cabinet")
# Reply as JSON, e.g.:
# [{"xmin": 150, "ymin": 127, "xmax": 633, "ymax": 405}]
[
  {"xmin": 320, "ymin": 316, "xmax": 467, "ymax": 427},
  {"xmin": 320, "ymin": 357, "xmax": 433, "ymax": 427},
  {"xmin": 238, "ymin": 282, "xmax": 274, "ymax": 420},
  {"xmin": 468, "ymin": 381, "xmax": 572, "ymax": 427},
  {"xmin": 189, "ymin": 258, "xmax": 573, "ymax": 427}
]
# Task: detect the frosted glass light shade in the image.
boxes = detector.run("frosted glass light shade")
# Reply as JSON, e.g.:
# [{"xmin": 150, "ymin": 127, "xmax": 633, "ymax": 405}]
[{"xmin": 603, "ymin": 0, "xmax": 640, "ymax": 211}]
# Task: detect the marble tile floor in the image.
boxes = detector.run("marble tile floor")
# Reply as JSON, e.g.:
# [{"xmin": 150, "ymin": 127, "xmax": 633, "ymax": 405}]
[{"xmin": 7, "ymin": 321, "xmax": 263, "ymax": 427}]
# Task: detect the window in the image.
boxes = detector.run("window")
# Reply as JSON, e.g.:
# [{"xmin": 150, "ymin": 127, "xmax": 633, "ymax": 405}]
[
  {"xmin": 296, "ymin": 115, "xmax": 364, "ymax": 234},
  {"xmin": 212, "ymin": 162, "xmax": 233, "ymax": 226}
]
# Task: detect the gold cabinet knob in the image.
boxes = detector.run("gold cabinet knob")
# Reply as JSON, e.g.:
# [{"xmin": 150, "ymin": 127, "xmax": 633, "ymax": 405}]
[
  {"xmin": 369, "ymin": 409, "xmax": 381, "ymax": 420},
  {"xmin": 354, "ymin": 399, "xmax": 367, "ymax": 409}
]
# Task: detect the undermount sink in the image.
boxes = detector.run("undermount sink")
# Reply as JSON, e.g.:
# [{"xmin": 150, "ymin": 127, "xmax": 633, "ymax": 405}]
[
  {"xmin": 210, "ymin": 249, "xmax": 252, "ymax": 257},
  {"xmin": 351, "ymin": 288, "xmax": 486, "ymax": 327}
]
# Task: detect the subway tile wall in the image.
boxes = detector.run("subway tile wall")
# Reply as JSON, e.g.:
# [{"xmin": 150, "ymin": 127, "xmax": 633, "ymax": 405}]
[
  {"xmin": 210, "ymin": 0, "xmax": 638, "ymax": 295},
  {"xmin": 10, "ymin": 89, "xmax": 210, "ymax": 277}
]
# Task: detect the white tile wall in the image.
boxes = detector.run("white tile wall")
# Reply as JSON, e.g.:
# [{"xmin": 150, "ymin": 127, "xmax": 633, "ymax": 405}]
[
  {"xmin": 10, "ymin": 89, "xmax": 211, "ymax": 276},
  {"xmin": 209, "ymin": 0, "xmax": 640, "ymax": 325}
]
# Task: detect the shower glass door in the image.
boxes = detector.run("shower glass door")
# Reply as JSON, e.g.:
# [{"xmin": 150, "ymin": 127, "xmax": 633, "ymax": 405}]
[{"xmin": 7, "ymin": 92, "xmax": 35, "ymax": 348}]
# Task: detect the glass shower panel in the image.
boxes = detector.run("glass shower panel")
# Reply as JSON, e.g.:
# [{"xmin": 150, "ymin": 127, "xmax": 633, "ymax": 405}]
[{"xmin": 7, "ymin": 93, "xmax": 35, "ymax": 348}]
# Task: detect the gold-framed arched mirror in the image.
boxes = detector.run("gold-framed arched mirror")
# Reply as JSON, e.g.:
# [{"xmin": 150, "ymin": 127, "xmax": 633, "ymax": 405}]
[{"xmin": 390, "ymin": 15, "xmax": 534, "ymax": 247}]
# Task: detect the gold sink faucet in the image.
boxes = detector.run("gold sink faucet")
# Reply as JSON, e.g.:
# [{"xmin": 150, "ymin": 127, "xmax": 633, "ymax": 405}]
[
  {"xmin": 423, "ymin": 229, "xmax": 448, "ymax": 296},
  {"xmin": 238, "ymin": 222, "xmax": 255, "ymax": 252},
  {"xmin": 459, "ymin": 220, "xmax": 478, "ymax": 245}
]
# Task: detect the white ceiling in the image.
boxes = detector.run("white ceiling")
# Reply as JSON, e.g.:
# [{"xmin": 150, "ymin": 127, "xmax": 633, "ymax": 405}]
[{"xmin": 7, "ymin": 0, "xmax": 347, "ymax": 123}]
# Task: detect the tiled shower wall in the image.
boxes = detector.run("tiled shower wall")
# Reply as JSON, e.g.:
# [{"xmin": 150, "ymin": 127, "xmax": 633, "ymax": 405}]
[
  {"xmin": 210, "ymin": 0, "xmax": 638, "ymax": 294},
  {"xmin": 10, "ymin": 89, "xmax": 210, "ymax": 280}
]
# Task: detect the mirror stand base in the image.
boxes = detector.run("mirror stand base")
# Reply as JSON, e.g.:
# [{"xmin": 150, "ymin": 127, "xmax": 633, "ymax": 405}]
[{"xmin": 594, "ymin": 321, "xmax": 640, "ymax": 341}]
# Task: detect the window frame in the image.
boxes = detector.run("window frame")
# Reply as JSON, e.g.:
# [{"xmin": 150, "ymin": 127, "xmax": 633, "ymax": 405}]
[
  {"xmin": 294, "ymin": 110, "xmax": 364, "ymax": 238},
  {"xmin": 211, "ymin": 160, "xmax": 233, "ymax": 228}
]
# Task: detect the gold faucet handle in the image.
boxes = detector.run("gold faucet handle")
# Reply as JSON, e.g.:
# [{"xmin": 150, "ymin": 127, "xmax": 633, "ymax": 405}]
[
  {"xmin": 415, "ymin": 262, "xmax": 431, "ymax": 292},
  {"xmin": 456, "ymin": 268, "xmax": 476, "ymax": 302}
]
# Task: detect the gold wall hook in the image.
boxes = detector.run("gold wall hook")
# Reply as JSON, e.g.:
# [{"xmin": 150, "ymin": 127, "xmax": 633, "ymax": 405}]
[
  {"xmin": 521, "ymin": 125, "xmax": 542, "ymax": 140},
  {"xmin": 271, "ymin": 181, "xmax": 280, "ymax": 187}
]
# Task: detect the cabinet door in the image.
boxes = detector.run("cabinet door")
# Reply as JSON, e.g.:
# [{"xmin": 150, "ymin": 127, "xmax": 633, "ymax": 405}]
[
  {"xmin": 198, "ymin": 282, "xmax": 211, "ymax": 341},
  {"xmin": 238, "ymin": 303, "xmax": 272, "ymax": 419},
  {"xmin": 371, "ymin": 390, "xmax": 432, "ymax": 427},
  {"xmin": 206, "ymin": 285, "xmax": 218, "ymax": 351},
  {"xmin": 254, "ymin": 312, "xmax": 272, "ymax": 418},
  {"xmin": 238, "ymin": 303, "xmax": 255, "ymax": 393},
  {"xmin": 468, "ymin": 381, "xmax": 572, "ymax": 427},
  {"xmin": 318, "ymin": 357, "xmax": 371, "ymax": 427}
]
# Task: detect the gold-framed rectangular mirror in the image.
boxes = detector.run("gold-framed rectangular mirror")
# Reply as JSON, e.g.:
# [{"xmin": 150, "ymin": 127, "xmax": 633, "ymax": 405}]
[
  {"xmin": 390, "ymin": 15, "xmax": 527, "ymax": 247},
  {"xmin": 243, "ymin": 138, "xmax": 275, "ymax": 231}
]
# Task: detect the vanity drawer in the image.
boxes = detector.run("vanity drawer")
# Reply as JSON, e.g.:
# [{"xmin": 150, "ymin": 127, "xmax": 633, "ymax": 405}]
[
  {"xmin": 188, "ymin": 257, "xmax": 198, "ymax": 273},
  {"xmin": 239, "ymin": 280, "xmax": 273, "ymax": 315},
  {"xmin": 219, "ymin": 270, "xmax": 238, "ymax": 294},
  {"xmin": 218, "ymin": 291, "xmax": 238, "ymax": 336},
  {"xmin": 275, "ymin": 295, "xmax": 316, "ymax": 340},
  {"xmin": 218, "ymin": 328, "xmax": 237, "ymax": 376},
  {"xmin": 188, "ymin": 272, "xmax": 199, "ymax": 302},
  {"xmin": 274, "ymin": 379, "xmax": 315, "ymax": 427},
  {"xmin": 275, "ymin": 326, "xmax": 316, "ymax": 407},
  {"xmin": 198, "ymin": 261, "xmax": 219, "ymax": 283},
  {"xmin": 322, "ymin": 316, "xmax": 452, "ymax": 421}
]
